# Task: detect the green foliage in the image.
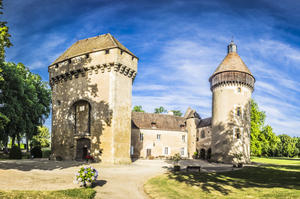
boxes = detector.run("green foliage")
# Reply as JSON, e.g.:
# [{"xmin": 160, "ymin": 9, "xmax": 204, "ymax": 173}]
[
  {"xmin": 74, "ymin": 166, "xmax": 98, "ymax": 187},
  {"xmin": 30, "ymin": 146, "xmax": 42, "ymax": 158},
  {"xmin": 250, "ymin": 100, "xmax": 299, "ymax": 158},
  {"xmin": 132, "ymin": 105, "xmax": 145, "ymax": 112},
  {"xmin": 0, "ymin": 62, "xmax": 51, "ymax": 147},
  {"xmin": 0, "ymin": 0, "xmax": 12, "ymax": 62},
  {"xmin": 154, "ymin": 106, "xmax": 167, "ymax": 114},
  {"xmin": 42, "ymin": 148, "xmax": 51, "ymax": 158},
  {"xmin": 31, "ymin": 126, "xmax": 50, "ymax": 147},
  {"xmin": 277, "ymin": 134, "xmax": 298, "ymax": 157},
  {"xmin": 171, "ymin": 110, "xmax": 182, "ymax": 117},
  {"xmin": 9, "ymin": 145, "xmax": 22, "ymax": 159}
]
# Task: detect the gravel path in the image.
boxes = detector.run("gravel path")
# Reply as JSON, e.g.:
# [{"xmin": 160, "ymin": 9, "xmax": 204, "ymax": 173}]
[{"xmin": 0, "ymin": 159, "xmax": 235, "ymax": 199}]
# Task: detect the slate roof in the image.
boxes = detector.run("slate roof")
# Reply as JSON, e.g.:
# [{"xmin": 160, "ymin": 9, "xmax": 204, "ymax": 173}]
[
  {"xmin": 197, "ymin": 117, "xmax": 212, "ymax": 128},
  {"xmin": 131, "ymin": 112, "xmax": 186, "ymax": 131},
  {"xmin": 52, "ymin": 33, "xmax": 137, "ymax": 65}
]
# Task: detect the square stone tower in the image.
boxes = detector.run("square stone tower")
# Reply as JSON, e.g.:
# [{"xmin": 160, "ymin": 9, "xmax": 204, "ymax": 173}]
[{"xmin": 49, "ymin": 33, "xmax": 138, "ymax": 163}]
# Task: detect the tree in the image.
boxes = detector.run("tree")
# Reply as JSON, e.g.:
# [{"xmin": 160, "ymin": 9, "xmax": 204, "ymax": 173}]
[
  {"xmin": 171, "ymin": 110, "xmax": 182, "ymax": 117},
  {"xmin": 154, "ymin": 106, "xmax": 167, "ymax": 114},
  {"xmin": 278, "ymin": 134, "xmax": 297, "ymax": 157},
  {"xmin": 260, "ymin": 125, "xmax": 280, "ymax": 157},
  {"xmin": 250, "ymin": 99, "xmax": 266, "ymax": 156},
  {"xmin": 132, "ymin": 105, "xmax": 145, "ymax": 112},
  {"xmin": 0, "ymin": 62, "xmax": 51, "ymax": 149},
  {"xmin": 31, "ymin": 126, "xmax": 50, "ymax": 148},
  {"xmin": 0, "ymin": 0, "xmax": 12, "ymax": 62}
]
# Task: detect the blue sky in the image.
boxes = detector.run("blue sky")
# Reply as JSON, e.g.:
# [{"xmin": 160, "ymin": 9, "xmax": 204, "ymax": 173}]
[{"xmin": 2, "ymin": 0, "xmax": 300, "ymax": 137}]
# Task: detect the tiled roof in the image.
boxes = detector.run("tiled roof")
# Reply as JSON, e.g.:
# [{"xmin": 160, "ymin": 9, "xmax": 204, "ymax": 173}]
[
  {"xmin": 131, "ymin": 112, "xmax": 186, "ymax": 131},
  {"xmin": 212, "ymin": 52, "xmax": 253, "ymax": 77},
  {"xmin": 51, "ymin": 33, "xmax": 137, "ymax": 65}
]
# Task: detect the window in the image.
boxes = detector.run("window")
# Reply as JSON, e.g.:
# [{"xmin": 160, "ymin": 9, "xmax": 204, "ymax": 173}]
[
  {"xmin": 237, "ymin": 87, "xmax": 241, "ymax": 93},
  {"xmin": 182, "ymin": 135, "xmax": 186, "ymax": 143},
  {"xmin": 79, "ymin": 106, "xmax": 85, "ymax": 111},
  {"xmin": 157, "ymin": 134, "xmax": 161, "ymax": 141},
  {"xmin": 236, "ymin": 107, "xmax": 241, "ymax": 116},
  {"xmin": 180, "ymin": 147, "xmax": 185, "ymax": 156},
  {"xmin": 164, "ymin": 147, "xmax": 169, "ymax": 155},
  {"xmin": 105, "ymin": 49, "xmax": 110, "ymax": 54},
  {"xmin": 139, "ymin": 133, "xmax": 144, "ymax": 141},
  {"xmin": 120, "ymin": 50, "xmax": 124, "ymax": 55},
  {"xmin": 130, "ymin": 146, "xmax": 134, "ymax": 155},
  {"xmin": 236, "ymin": 128, "xmax": 241, "ymax": 139},
  {"xmin": 201, "ymin": 130, "xmax": 205, "ymax": 138}
]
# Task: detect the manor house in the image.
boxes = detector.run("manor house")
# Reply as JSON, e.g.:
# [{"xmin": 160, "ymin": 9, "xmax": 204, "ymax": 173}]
[{"xmin": 49, "ymin": 33, "xmax": 255, "ymax": 164}]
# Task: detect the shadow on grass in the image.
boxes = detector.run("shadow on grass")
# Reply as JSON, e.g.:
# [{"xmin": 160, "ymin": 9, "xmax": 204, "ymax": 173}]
[{"xmin": 167, "ymin": 165, "xmax": 300, "ymax": 196}]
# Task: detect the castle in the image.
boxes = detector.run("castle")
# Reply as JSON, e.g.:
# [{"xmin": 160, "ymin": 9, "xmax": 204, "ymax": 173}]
[{"xmin": 49, "ymin": 33, "xmax": 255, "ymax": 164}]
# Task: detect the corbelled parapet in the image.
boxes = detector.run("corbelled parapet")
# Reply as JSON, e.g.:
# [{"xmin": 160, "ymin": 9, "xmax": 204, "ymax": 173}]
[
  {"xmin": 209, "ymin": 41, "xmax": 255, "ymax": 91},
  {"xmin": 49, "ymin": 61, "xmax": 137, "ymax": 86}
]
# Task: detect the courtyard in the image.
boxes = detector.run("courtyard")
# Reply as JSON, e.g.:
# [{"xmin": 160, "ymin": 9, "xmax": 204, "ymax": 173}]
[{"xmin": 0, "ymin": 159, "xmax": 236, "ymax": 199}]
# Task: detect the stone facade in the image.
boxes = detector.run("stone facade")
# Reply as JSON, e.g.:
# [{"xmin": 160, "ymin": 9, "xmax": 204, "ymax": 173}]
[
  {"xmin": 49, "ymin": 34, "xmax": 254, "ymax": 164},
  {"xmin": 49, "ymin": 34, "xmax": 137, "ymax": 163}
]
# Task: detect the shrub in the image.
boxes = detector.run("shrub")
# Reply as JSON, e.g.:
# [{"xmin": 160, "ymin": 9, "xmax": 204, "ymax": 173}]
[
  {"xmin": 9, "ymin": 145, "xmax": 22, "ymax": 159},
  {"xmin": 74, "ymin": 166, "xmax": 98, "ymax": 187},
  {"xmin": 31, "ymin": 146, "xmax": 42, "ymax": 158},
  {"xmin": 42, "ymin": 149, "xmax": 51, "ymax": 158}
]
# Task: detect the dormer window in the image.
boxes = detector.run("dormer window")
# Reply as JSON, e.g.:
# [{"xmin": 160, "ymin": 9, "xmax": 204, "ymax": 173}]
[{"xmin": 105, "ymin": 49, "xmax": 110, "ymax": 54}]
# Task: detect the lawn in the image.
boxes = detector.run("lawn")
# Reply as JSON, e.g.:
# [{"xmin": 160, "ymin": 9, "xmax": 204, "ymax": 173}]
[
  {"xmin": 144, "ymin": 158, "xmax": 300, "ymax": 199},
  {"xmin": 0, "ymin": 188, "xmax": 96, "ymax": 199}
]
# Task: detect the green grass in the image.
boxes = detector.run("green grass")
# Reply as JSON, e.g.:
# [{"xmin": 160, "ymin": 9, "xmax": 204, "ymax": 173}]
[
  {"xmin": 0, "ymin": 188, "xmax": 96, "ymax": 199},
  {"xmin": 251, "ymin": 157, "xmax": 300, "ymax": 165},
  {"xmin": 145, "ymin": 158, "xmax": 300, "ymax": 199}
]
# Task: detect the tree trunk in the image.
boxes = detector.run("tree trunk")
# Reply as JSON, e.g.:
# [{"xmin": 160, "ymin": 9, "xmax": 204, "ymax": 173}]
[
  {"xmin": 11, "ymin": 135, "xmax": 15, "ymax": 147},
  {"xmin": 26, "ymin": 137, "xmax": 29, "ymax": 152}
]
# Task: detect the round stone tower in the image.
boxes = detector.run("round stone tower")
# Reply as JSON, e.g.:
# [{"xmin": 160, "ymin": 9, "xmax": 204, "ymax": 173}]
[{"xmin": 209, "ymin": 41, "xmax": 255, "ymax": 164}]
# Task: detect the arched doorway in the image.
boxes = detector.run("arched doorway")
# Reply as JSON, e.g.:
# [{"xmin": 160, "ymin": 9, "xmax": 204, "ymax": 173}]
[
  {"xmin": 200, "ymin": 148, "xmax": 206, "ymax": 160},
  {"xmin": 74, "ymin": 100, "xmax": 91, "ymax": 136},
  {"xmin": 76, "ymin": 138, "xmax": 91, "ymax": 160}
]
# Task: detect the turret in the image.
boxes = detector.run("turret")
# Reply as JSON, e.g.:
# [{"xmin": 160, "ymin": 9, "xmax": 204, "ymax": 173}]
[{"xmin": 209, "ymin": 41, "xmax": 255, "ymax": 164}]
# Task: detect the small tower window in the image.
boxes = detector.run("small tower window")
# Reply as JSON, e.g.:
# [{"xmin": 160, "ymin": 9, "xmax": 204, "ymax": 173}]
[
  {"xmin": 201, "ymin": 130, "xmax": 205, "ymax": 138},
  {"xmin": 237, "ymin": 87, "xmax": 241, "ymax": 93},
  {"xmin": 237, "ymin": 107, "xmax": 241, "ymax": 116},
  {"xmin": 157, "ymin": 134, "xmax": 161, "ymax": 141},
  {"xmin": 139, "ymin": 133, "xmax": 144, "ymax": 141},
  {"xmin": 120, "ymin": 50, "xmax": 124, "ymax": 55},
  {"xmin": 236, "ymin": 128, "xmax": 241, "ymax": 139},
  {"xmin": 105, "ymin": 49, "xmax": 110, "ymax": 54},
  {"xmin": 182, "ymin": 135, "xmax": 186, "ymax": 143}
]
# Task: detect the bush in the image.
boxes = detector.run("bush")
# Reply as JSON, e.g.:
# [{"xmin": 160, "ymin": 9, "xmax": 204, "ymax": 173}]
[
  {"xmin": 9, "ymin": 145, "xmax": 22, "ymax": 159},
  {"xmin": 31, "ymin": 146, "xmax": 42, "ymax": 158},
  {"xmin": 42, "ymin": 148, "xmax": 51, "ymax": 158}
]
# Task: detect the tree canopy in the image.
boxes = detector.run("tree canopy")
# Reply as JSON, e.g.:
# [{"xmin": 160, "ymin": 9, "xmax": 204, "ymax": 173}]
[
  {"xmin": 132, "ymin": 105, "xmax": 145, "ymax": 112},
  {"xmin": 250, "ymin": 99, "xmax": 299, "ymax": 157}
]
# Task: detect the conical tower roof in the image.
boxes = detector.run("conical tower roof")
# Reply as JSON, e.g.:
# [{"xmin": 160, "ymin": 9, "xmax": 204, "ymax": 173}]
[{"xmin": 211, "ymin": 41, "xmax": 253, "ymax": 77}]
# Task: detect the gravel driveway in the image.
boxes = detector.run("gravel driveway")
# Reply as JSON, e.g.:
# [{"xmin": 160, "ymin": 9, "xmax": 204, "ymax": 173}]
[{"xmin": 0, "ymin": 159, "xmax": 234, "ymax": 199}]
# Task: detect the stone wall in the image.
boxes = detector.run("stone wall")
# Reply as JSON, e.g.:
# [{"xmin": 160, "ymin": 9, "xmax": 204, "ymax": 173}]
[{"xmin": 49, "ymin": 48, "xmax": 137, "ymax": 163}]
